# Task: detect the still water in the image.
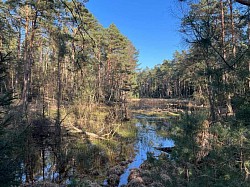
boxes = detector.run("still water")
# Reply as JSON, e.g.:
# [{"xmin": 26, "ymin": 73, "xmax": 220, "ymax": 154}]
[
  {"xmin": 118, "ymin": 115, "xmax": 174, "ymax": 186},
  {"xmin": 19, "ymin": 114, "xmax": 173, "ymax": 186}
]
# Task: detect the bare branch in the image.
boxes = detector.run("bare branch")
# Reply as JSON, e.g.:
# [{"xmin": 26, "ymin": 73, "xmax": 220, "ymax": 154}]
[{"xmin": 235, "ymin": 0, "xmax": 250, "ymax": 6}]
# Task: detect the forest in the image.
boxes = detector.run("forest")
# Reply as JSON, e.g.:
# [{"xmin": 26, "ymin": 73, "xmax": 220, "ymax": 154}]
[{"xmin": 0, "ymin": 0, "xmax": 250, "ymax": 186}]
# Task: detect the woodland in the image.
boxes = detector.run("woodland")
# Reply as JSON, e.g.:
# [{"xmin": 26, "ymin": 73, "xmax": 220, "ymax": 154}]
[{"xmin": 0, "ymin": 0, "xmax": 250, "ymax": 186}]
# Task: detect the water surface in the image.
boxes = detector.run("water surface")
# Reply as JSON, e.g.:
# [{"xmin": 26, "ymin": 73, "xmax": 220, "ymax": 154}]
[{"xmin": 118, "ymin": 116, "xmax": 174, "ymax": 186}]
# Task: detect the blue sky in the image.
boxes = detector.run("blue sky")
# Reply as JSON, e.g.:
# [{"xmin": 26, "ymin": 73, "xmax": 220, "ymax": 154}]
[{"xmin": 86, "ymin": 0, "xmax": 186, "ymax": 69}]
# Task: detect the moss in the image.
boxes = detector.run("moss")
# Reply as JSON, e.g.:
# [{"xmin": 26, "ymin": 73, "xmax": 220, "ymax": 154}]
[
  {"xmin": 117, "ymin": 120, "xmax": 138, "ymax": 140},
  {"xmin": 92, "ymin": 139, "xmax": 119, "ymax": 150},
  {"xmin": 156, "ymin": 129, "xmax": 169, "ymax": 137}
]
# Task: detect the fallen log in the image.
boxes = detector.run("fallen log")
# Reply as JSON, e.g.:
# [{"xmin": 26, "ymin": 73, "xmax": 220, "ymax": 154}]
[
  {"xmin": 154, "ymin": 146, "xmax": 174, "ymax": 153},
  {"xmin": 85, "ymin": 132, "xmax": 108, "ymax": 140},
  {"xmin": 64, "ymin": 125, "xmax": 108, "ymax": 140}
]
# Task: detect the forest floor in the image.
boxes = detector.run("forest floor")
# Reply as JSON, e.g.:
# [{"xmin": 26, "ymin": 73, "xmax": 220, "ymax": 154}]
[{"xmin": 23, "ymin": 98, "xmax": 204, "ymax": 187}]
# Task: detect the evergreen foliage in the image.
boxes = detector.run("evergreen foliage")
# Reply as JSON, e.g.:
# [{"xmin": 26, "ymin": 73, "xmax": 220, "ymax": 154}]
[
  {"xmin": 136, "ymin": 0, "xmax": 250, "ymax": 186},
  {"xmin": 0, "ymin": 0, "xmax": 138, "ymax": 185},
  {"xmin": 1, "ymin": 0, "xmax": 250, "ymax": 186}
]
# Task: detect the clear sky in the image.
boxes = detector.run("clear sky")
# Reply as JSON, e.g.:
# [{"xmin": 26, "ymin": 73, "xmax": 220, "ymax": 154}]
[{"xmin": 85, "ymin": 0, "xmax": 186, "ymax": 69}]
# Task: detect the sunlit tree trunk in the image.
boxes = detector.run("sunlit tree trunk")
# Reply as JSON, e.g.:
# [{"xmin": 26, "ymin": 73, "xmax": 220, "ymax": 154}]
[{"xmin": 22, "ymin": 4, "xmax": 38, "ymax": 113}]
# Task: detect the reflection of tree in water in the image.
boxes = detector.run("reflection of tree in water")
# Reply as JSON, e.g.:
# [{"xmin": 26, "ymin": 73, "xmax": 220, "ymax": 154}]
[
  {"xmin": 136, "ymin": 115, "xmax": 171, "ymax": 138},
  {"xmin": 135, "ymin": 115, "xmax": 172, "ymax": 154},
  {"xmin": 9, "ymin": 114, "xmax": 172, "ymax": 185},
  {"xmin": 20, "ymin": 117, "xmax": 138, "ymax": 185},
  {"xmin": 21, "ymin": 117, "xmax": 112, "ymax": 185},
  {"xmin": 118, "ymin": 116, "xmax": 174, "ymax": 186}
]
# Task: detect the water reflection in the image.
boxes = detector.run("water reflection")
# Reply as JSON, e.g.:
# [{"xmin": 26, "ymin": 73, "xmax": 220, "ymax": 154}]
[
  {"xmin": 16, "ymin": 115, "xmax": 173, "ymax": 186},
  {"xmin": 118, "ymin": 115, "xmax": 174, "ymax": 186},
  {"xmin": 20, "ymin": 125, "xmax": 111, "ymax": 186},
  {"xmin": 17, "ymin": 118, "xmax": 139, "ymax": 186}
]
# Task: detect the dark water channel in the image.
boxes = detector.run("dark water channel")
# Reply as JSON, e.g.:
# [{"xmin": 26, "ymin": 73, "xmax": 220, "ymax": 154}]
[{"xmin": 117, "ymin": 115, "xmax": 174, "ymax": 186}]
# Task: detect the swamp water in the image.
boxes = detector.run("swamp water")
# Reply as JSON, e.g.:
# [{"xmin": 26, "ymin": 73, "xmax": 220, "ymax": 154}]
[
  {"xmin": 19, "ymin": 115, "xmax": 174, "ymax": 186},
  {"xmin": 118, "ymin": 115, "xmax": 174, "ymax": 186}
]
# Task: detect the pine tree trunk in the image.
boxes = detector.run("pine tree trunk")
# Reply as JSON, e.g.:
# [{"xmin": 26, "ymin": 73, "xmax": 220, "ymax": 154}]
[
  {"xmin": 221, "ymin": 0, "xmax": 234, "ymax": 116},
  {"xmin": 22, "ymin": 6, "xmax": 37, "ymax": 113},
  {"xmin": 22, "ymin": 5, "xmax": 30, "ymax": 113},
  {"xmin": 207, "ymin": 76, "xmax": 217, "ymax": 122},
  {"xmin": 230, "ymin": 0, "xmax": 236, "ymax": 56},
  {"xmin": 220, "ymin": 0, "xmax": 226, "ymax": 58},
  {"xmin": 56, "ymin": 50, "xmax": 62, "ymax": 147}
]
